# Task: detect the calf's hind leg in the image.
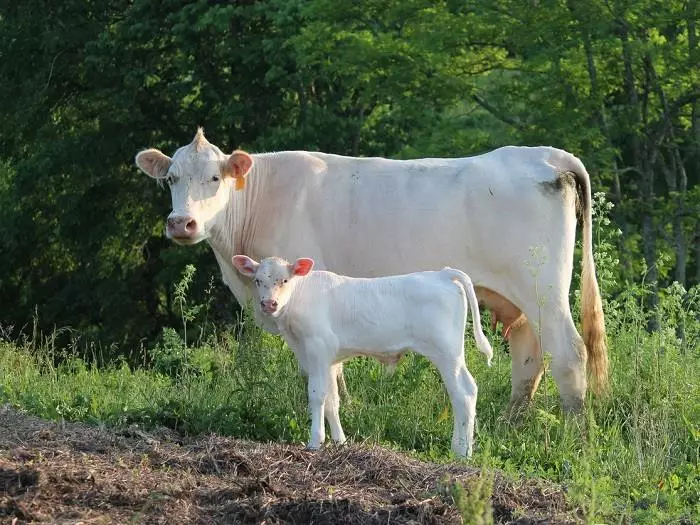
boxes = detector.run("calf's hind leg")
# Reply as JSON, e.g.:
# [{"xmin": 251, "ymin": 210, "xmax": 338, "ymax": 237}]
[
  {"xmin": 454, "ymin": 365, "xmax": 478, "ymax": 457},
  {"xmin": 430, "ymin": 352, "xmax": 478, "ymax": 458}
]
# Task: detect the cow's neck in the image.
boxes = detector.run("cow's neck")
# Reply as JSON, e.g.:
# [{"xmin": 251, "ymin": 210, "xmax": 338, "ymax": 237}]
[{"xmin": 207, "ymin": 154, "xmax": 270, "ymax": 261}]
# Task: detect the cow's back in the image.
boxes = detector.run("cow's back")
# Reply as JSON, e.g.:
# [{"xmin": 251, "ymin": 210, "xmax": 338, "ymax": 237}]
[{"xmin": 279, "ymin": 147, "xmax": 571, "ymax": 289}]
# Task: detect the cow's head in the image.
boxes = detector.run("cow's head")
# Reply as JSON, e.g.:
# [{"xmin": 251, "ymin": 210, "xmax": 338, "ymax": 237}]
[
  {"xmin": 135, "ymin": 128, "xmax": 253, "ymax": 245},
  {"xmin": 232, "ymin": 255, "xmax": 314, "ymax": 317}
]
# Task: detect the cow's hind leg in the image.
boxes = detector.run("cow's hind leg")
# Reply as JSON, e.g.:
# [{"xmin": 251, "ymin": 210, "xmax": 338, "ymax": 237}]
[
  {"xmin": 522, "ymin": 307, "xmax": 587, "ymax": 413},
  {"xmin": 548, "ymin": 316, "xmax": 587, "ymax": 413},
  {"xmin": 475, "ymin": 287, "xmax": 544, "ymax": 418},
  {"xmin": 507, "ymin": 320, "xmax": 544, "ymax": 417}
]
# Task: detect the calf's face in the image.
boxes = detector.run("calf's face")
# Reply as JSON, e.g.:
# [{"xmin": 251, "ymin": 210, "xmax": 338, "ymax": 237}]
[
  {"xmin": 232, "ymin": 255, "xmax": 314, "ymax": 317},
  {"xmin": 135, "ymin": 128, "xmax": 253, "ymax": 245}
]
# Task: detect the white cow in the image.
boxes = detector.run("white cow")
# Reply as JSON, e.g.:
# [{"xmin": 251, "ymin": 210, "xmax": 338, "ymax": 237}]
[
  {"xmin": 231, "ymin": 254, "xmax": 493, "ymax": 457},
  {"xmin": 135, "ymin": 128, "xmax": 608, "ymax": 413}
]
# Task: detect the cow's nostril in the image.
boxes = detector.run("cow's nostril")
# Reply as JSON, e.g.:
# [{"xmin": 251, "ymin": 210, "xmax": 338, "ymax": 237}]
[{"xmin": 185, "ymin": 219, "xmax": 197, "ymax": 232}]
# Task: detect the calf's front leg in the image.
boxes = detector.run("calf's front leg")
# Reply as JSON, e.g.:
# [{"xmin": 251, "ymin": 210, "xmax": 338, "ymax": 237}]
[
  {"xmin": 325, "ymin": 363, "xmax": 346, "ymax": 445},
  {"xmin": 306, "ymin": 367, "xmax": 331, "ymax": 450}
]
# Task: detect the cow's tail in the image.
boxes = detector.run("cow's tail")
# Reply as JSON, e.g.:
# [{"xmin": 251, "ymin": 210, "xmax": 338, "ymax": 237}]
[
  {"xmin": 444, "ymin": 268, "xmax": 493, "ymax": 366},
  {"xmin": 567, "ymin": 153, "xmax": 609, "ymax": 394}
]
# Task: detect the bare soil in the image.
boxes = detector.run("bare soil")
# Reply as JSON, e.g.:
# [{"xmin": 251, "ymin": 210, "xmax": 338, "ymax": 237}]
[{"xmin": 0, "ymin": 405, "xmax": 580, "ymax": 524}]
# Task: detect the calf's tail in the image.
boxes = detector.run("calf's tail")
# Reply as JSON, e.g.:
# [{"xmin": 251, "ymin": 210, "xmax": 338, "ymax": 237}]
[{"xmin": 443, "ymin": 268, "xmax": 493, "ymax": 366}]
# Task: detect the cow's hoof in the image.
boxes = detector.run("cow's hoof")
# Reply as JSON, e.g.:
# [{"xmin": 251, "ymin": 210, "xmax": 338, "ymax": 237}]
[{"xmin": 560, "ymin": 396, "xmax": 585, "ymax": 416}]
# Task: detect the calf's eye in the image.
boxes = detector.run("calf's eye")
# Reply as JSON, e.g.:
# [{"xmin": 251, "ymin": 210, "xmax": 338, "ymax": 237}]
[{"xmin": 283, "ymin": 279, "xmax": 288, "ymax": 284}]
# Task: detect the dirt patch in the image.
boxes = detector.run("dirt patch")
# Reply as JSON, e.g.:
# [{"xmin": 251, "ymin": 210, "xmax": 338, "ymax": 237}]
[{"xmin": 0, "ymin": 405, "xmax": 580, "ymax": 524}]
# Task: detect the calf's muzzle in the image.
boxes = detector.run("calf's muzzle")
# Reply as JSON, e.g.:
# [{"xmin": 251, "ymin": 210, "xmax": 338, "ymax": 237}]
[{"xmin": 261, "ymin": 299, "xmax": 278, "ymax": 314}]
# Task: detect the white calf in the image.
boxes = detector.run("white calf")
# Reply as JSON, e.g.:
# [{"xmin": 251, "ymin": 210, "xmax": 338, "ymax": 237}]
[{"xmin": 232, "ymin": 255, "xmax": 493, "ymax": 457}]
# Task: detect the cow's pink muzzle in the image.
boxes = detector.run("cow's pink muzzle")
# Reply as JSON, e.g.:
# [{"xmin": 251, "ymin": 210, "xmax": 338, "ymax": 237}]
[{"xmin": 167, "ymin": 216, "xmax": 198, "ymax": 240}]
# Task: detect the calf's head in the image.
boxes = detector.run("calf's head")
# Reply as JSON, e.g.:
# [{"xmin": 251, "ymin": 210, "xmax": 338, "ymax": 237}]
[
  {"xmin": 232, "ymin": 255, "xmax": 314, "ymax": 317},
  {"xmin": 135, "ymin": 128, "xmax": 253, "ymax": 245}
]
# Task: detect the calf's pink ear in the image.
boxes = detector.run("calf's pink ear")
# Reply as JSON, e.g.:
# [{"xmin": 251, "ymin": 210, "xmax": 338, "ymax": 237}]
[
  {"xmin": 292, "ymin": 258, "xmax": 314, "ymax": 276},
  {"xmin": 232, "ymin": 255, "xmax": 259, "ymax": 276},
  {"xmin": 222, "ymin": 150, "xmax": 254, "ymax": 190},
  {"xmin": 135, "ymin": 149, "xmax": 172, "ymax": 179}
]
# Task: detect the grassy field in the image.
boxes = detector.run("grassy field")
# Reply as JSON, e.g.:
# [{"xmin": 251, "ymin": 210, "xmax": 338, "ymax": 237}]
[{"xmin": 1, "ymin": 281, "xmax": 698, "ymax": 524}]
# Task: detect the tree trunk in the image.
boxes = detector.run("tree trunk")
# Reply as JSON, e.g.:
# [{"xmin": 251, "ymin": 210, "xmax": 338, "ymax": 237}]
[
  {"xmin": 696, "ymin": 223, "xmax": 700, "ymax": 286},
  {"xmin": 618, "ymin": 18, "xmax": 658, "ymax": 329},
  {"xmin": 644, "ymin": 55, "xmax": 688, "ymax": 288},
  {"xmin": 688, "ymin": 2, "xmax": 700, "ymax": 287},
  {"xmin": 575, "ymin": 8, "xmax": 632, "ymax": 277},
  {"xmin": 671, "ymin": 148, "xmax": 687, "ymax": 288}
]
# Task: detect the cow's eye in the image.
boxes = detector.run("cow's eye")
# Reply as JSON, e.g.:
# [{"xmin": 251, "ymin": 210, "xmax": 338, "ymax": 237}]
[
  {"xmin": 165, "ymin": 176, "xmax": 174, "ymax": 185},
  {"xmin": 212, "ymin": 175, "xmax": 220, "ymax": 182},
  {"xmin": 255, "ymin": 279, "xmax": 260, "ymax": 286},
  {"xmin": 282, "ymin": 279, "xmax": 288, "ymax": 284}
]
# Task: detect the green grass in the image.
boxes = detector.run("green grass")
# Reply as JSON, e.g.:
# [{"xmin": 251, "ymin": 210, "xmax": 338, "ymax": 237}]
[{"xmin": 1, "ymin": 283, "xmax": 699, "ymax": 524}]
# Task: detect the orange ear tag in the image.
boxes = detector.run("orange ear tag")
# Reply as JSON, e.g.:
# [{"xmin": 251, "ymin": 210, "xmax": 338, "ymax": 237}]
[{"xmin": 235, "ymin": 177, "xmax": 246, "ymax": 191}]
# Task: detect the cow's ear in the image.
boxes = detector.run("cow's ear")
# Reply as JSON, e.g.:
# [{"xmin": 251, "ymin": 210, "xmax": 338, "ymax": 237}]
[
  {"xmin": 135, "ymin": 149, "xmax": 172, "ymax": 179},
  {"xmin": 232, "ymin": 255, "xmax": 259, "ymax": 277},
  {"xmin": 292, "ymin": 258, "xmax": 314, "ymax": 277},
  {"xmin": 222, "ymin": 150, "xmax": 254, "ymax": 190}
]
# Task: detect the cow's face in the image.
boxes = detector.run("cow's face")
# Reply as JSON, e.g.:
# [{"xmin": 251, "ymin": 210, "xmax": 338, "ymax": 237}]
[
  {"xmin": 232, "ymin": 255, "xmax": 314, "ymax": 317},
  {"xmin": 135, "ymin": 129, "xmax": 252, "ymax": 245}
]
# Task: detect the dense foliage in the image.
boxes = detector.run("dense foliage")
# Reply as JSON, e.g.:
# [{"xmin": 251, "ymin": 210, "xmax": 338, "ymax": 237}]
[{"xmin": 0, "ymin": 0, "xmax": 698, "ymax": 346}]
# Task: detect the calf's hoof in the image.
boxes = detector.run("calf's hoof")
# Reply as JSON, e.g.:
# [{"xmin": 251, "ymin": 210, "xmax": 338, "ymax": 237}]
[{"xmin": 451, "ymin": 450, "xmax": 471, "ymax": 459}]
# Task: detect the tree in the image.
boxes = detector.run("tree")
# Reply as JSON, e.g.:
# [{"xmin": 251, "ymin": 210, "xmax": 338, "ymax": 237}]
[{"xmin": 0, "ymin": 0, "xmax": 697, "ymax": 349}]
